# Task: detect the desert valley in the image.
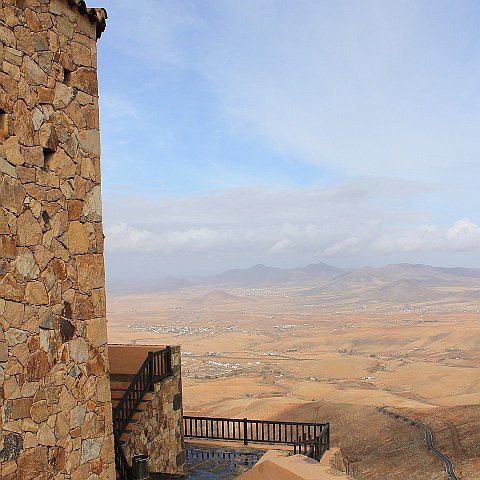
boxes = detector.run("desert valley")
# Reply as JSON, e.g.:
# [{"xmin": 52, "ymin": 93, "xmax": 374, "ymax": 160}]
[{"xmin": 107, "ymin": 263, "xmax": 480, "ymax": 479}]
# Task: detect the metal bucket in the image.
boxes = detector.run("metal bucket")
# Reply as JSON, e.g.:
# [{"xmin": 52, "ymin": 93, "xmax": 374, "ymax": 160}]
[{"xmin": 132, "ymin": 454, "xmax": 149, "ymax": 479}]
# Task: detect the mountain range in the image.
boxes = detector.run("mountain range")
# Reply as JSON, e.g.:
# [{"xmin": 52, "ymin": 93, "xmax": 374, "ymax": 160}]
[{"xmin": 108, "ymin": 263, "xmax": 480, "ymax": 307}]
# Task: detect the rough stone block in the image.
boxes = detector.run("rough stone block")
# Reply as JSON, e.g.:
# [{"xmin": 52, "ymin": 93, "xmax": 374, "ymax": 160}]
[{"xmin": 11, "ymin": 397, "xmax": 34, "ymax": 419}]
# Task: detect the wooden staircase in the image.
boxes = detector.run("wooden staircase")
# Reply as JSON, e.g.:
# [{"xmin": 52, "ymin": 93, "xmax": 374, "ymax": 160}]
[
  {"xmin": 110, "ymin": 376, "xmax": 154, "ymax": 444},
  {"xmin": 108, "ymin": 345, "xmax": 172, "ymax": 479}
]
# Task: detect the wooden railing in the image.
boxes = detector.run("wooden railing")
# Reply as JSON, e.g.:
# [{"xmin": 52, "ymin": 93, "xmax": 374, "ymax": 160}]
[
  {"xmin": 113, "ymin": 347, "xmax": 173, "ymax": 480},
  {"xmin": 114, "ymin": 432, "xmax": 130, "ymax": 480},
  {"xmin": 293, "ymin": 427, "xmax": 330, "ymax": 462},
  {"xmin": 183, "ymin": 415, "xmax": 330, "ymax": 460}
]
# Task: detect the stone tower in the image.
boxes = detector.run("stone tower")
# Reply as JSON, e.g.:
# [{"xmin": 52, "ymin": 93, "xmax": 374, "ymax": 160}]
[{"xmin": 0, "ymin": 1, "xmax": 115, "ymax": 478}]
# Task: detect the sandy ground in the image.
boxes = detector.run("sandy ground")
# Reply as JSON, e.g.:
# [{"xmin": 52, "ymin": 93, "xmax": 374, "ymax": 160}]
[{"xmin": 107, "ymin": 284, "xmax": 480, "ymax": 479}]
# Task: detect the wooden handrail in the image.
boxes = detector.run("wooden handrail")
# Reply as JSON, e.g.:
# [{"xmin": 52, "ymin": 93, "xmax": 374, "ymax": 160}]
[
  {"xmin": 293, "ymin": 424, "xmax": 330, "ymax": 462},
  {"xmin": 113, "ymin": 346, "xmax": 173, "ymax": 479},
  {"xmin": 183, "ymin": 415, "xmax": 330, "ymax": 460}
]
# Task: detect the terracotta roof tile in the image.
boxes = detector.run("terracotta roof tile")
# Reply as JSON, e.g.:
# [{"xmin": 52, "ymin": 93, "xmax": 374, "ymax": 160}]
[{"xmin": 65, "ymin": 0, "xmax": 107, "ymax": 39}]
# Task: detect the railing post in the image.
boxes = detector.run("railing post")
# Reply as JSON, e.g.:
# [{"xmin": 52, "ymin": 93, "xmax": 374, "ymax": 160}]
[
  {"xmin": 166, "ymin": 345, "xmax": 172, "ymax": 374},
  {"xmin": 243, "ymin": 418, "xmax": 248, "ymax": 446},
  {"xmin": 326, "ymin": 422, "xmax": 330, "ymax": 450},
  {"xmin": 148, "ymin": 351, "xmax": 154, "ymax": 392}
]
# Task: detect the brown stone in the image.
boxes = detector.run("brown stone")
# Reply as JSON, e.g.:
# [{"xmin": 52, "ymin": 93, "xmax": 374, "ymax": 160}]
[
  {"xmin": 14, "ymin": 26, "xmax": 35, "ymax": 55},
  {"xmin": 32, "ymin": 32, "xmax": 49, "ymax": 52},
  {"xmin": 48, "ymin": 149, "xmax": 76, "ymax": 179},
  {"xmin": 4, "ymin": 135, "xmax": 24, "ymax": 166},
  {"xmin": 75, "ymin": 294, "xmax": 93, "ymax": 320},
  {"xmin": 38, "ymin": 123, "xmax": 58, "ymax": 152},
  {"xmin": 5, "ymin": 301, "xmax": 24, "ymax": 328},
  {"xmin": 37, "ymin": 423, "xmax": 55, "ymax": 446},
  {"xmin": 51, "ymin": 238, "xmax": 69, "ymax": 262},
  {"xmin": 16, "ymin": 446, "xmax": 48, "ymax": 480},
  {"xmin": 36, "ymin": 168, "xmax": 60, "ymax": 188},
  {"xmin": 67, "ymin": 199, "xmax": 83, "ymax": 220},
  {"xmin": 86, "ymin": 318, "xmax": 107, "ymax": 347},
  {"xmin": 71, "ymin": 462, "xmax": 89, "ymax": 480},
  {"xmin": 67, "ymin": 221, "xmax": 89, "ymax": 254},
  {"xmin": 45, "ymin": 385, "xmax": 61, "ymax": 406},
  {"xmin": 11, "ymin": 397, "xmax": 34, "ymax": 420},
  {"xmin": 24, "ymin": 146, "xmax": 44, "ymax": 168},
  {"xmin": 2, "ymin": 459, "xmax": 18, "ymax": 477},
  {"xmin": 0, "ymin": 273, "xmax": 25, "ymax": 302},
  {"xmin": 51, "ymin": 258, "xmax": 67, "ymax": 280},
  {"xmin": 11, "ymin": 342, "xmax": 30, "ymax": 367},
  {"xmin": 37, "ymin": 86, "xmax": 53, "ymax": 104},
  {"xmin": 17, "ymin": 165, "xmax": 36, "ymax": 183},
  {"xmin": 25, "ymin": 282, "xmax": 48, "ymax": 305},
  {"xmin": 0, "ymin": 24, "xmax": 16, "ymax": 47},
  {"xmin": 0, "ymin": 156, "xmax": 17, "ymax": 177},
  {"xmin": 26, "ymin": 349, "xmax": 50, "ymax": 381},
  {"xmin": 78, "ymin": 129, "xmax": 100, "ymax": 156},
  {"xmin": 0, "ymin": 207, "xmax": 9, "ymax": 234},
  {"xmin": 58, "ymin": 386, "xmax": 76, "ymax": 412},
  {"xmin": 53, "ymin": 81, "xmax": 75, "ymax": 109},
  {"xmin": 55, "ymin": 412, "xmax": 70, "ymax": 439},
  {"xmin": 96, "ymin": 374, "xmax": 111, "ymax": 403},
  {"xmin": 86, "ymin": 354, "xmax": 104, "ymax": 376},
  {"xmin": 76, "ymin": 254, "xmax": 104, "ymax": 292},
  {"xmin": 17, "ymin": 210, "xmax": 42, "ymax": 246},
  {"xmin": 26, "ymin": 335, "xmax": 40, "ymax": 351},
  {"xmin": 0, "ymin": 341, "xmax": 8, "ymax": 361},
  {"xmin": 4, "ymin": 375, "xmax": 21, "ymax": 397},
  {"xmin": 69, "ymin": 337, "xmax": 88, "ymax": 363},
  {"xmin": 14, "ymin": 249, "xmax": 40, "ymax": 280},
  {"xmin": 23, "ymin": 57, "xmax": 48, "ymax": 86},
  {"xmin": 0, "ymin": 175, "xmax": 25, "ymax": 214},
  {"xmin": 91, "ymin": 457, "xmax": 103, "ymax": 475},
  {"xmin": 5, "ymin": 327, "xmax": 27, "ymax": 346},
  {"xmin": 34, "ymin": 245, "xmax": 54, "ymax": 271},
  {"xmin": 1, "ymin": 235, "xmax": 17, "ymax": 259},
  {"xmin": 72, "ymin": 41, "xmax": 92, "ymax": 67},
  {"xmin": 13, "ymin": 99, "xmax": 35, "ymax": 146},
  {"xmin": 51, "ymin": 446, "xmax": 66, "ymax": 473},
  {"xmin": 70, "ymin": 405, "xmax": 86, "ymax": 429},
  {"xmin": 65, "ymin": 100, "xmax": 87, "ymax": 129},
  {"xmin": 69, "ymin": 67, "xmax": 98, "ymax": 96}
]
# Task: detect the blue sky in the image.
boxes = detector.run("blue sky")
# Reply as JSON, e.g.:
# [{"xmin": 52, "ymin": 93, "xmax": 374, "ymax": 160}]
[{"xmin": 96, "ymin": 1, "xmax": 480, "ymax": 282}]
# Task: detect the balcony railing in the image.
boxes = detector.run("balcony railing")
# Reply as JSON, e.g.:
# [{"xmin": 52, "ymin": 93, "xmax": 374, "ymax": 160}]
[{"xmin": 183, "ymin": 415, "xmax": 330, "ymax": 460}]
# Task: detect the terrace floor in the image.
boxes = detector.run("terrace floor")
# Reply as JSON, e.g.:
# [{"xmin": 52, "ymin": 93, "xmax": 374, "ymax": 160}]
[{"xmin": 185, "ymin": 444, "xmax": 266, "ymax": 479}]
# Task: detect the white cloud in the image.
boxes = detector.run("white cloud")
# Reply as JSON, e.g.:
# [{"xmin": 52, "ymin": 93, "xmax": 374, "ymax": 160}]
[
  {"xmin": 446, "ymin": 219, "xmax": 480, "ymax": 250},
  {"xmin": 104, "ymin": 180, "xmax": 480, "ymax": 265}
]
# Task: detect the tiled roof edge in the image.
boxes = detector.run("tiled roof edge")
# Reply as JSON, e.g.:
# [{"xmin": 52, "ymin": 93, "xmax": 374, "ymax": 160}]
[{"xmin": 66, "ymin": 0, "xmax": 107, "ymax": 39}]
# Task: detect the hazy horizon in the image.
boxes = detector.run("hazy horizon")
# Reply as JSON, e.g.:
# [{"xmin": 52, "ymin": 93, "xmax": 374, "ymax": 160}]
[{"xmin": 106, "ymin": 259, "xmax": 480, "ymax": 288}]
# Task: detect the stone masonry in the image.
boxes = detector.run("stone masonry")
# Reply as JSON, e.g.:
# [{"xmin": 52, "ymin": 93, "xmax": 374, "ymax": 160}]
[
  {"xmin": 122, "ymin": 346, "xmax": 185, "ymax": 476},
  {"xmin": 0, "ymin": 1, "xmax": 115, "ymax": 479}
]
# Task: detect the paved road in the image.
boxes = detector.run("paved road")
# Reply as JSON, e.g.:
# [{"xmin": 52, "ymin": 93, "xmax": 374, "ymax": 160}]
[{"xmin": 378, "ymin": 406, "xmax": 459, "ymax": 480}]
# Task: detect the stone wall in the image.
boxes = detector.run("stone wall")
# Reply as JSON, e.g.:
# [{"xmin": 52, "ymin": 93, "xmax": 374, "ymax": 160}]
[
  {"xmin": 0, "ymin": 1, "xmax": 115, "ymax": 478},
  {"xmin": 123, "ymin": 346, "xmax": 185, "ymax": 476}
]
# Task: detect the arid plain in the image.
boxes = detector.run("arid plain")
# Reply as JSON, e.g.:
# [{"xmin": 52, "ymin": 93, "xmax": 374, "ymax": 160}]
[{"xmin": 107, "ymin": 264, "xmax": 480, "ymax": 479}]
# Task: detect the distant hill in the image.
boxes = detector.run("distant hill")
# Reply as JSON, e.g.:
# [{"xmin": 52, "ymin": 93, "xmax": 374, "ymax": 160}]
[
  {"xmin": 190, "ymin": 290, "xmax": 247, "ymax": 305},
  {"xmin": 207, "ymin": 262, "xmax": 346, "ymax": 286},
  {"xmin": 204, "ymin": 262, "xmax": 480, "ymax": 307},
  {"xmin": 108, "ymin": 263, "xmax": 480, "ymax": 308},
  {"xmin": 208, "ymin": 264, "xmax": 288, "ymax": 285}
]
